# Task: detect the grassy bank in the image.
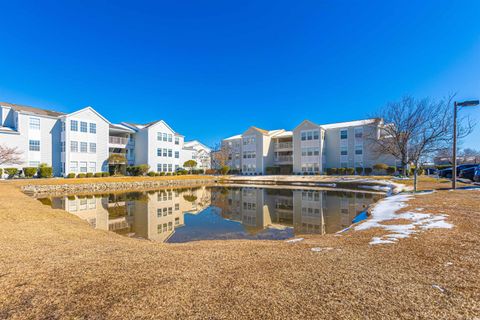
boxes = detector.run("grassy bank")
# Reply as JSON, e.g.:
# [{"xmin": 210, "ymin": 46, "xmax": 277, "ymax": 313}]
[{"xmin": 0, "ymin": 177, "xmax": 479, "ymax": 319}]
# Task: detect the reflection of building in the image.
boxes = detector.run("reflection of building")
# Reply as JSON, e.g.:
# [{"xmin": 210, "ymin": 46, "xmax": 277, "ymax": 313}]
[
  {"xmin": 50, "ymin": 186, "xmax": 212, "ymax": 242},
  {"xmin": 212, "ymin": 187, "xmax": 380, "ymax": 235}
]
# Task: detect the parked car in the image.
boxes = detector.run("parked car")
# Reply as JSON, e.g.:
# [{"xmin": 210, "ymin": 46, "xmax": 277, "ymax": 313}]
[
  {"xmin": 459, "ymin": 165, "xmax": 479, "ymax": 181},
  {"xmin": 439, "ymin": 164, "xmax": 478, "ymax": 178},
  {"xmin": 474, "ymin": 167, "xmax": 480, "ymax": 183}
]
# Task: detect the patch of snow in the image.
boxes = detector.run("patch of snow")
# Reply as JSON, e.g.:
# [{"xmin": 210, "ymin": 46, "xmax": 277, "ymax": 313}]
[
  {"xmin": 432, "ymin": 284, "xmax": 445, "ymax": 293},
  {"xmin": 355, "ymin": 194, "xmax": 453, "ymax": 245},
  {"xmin": 311, "ymin": 247, "xmax": 334, "ymax": 252},
  {"xmin": 285, "ymin": 238, "xmax": 304, "ymax": 243},
  {"xmin": 415, "ymin": 208, "xmax": 424, "ymax": 211},
  {"xmin": 318, "ymin": 183, "xmax": 336, "ymax": 188},
  {"xmin": 444, "ymin": 262, "xmax": 453, "ymax": 267},
  {"xmin": 414, "ymin": 190, "xmax": 435, "ymax": 195},
  {"xmin": 359, "ymin": 185, "xmax": 392, "ymax": 192}
]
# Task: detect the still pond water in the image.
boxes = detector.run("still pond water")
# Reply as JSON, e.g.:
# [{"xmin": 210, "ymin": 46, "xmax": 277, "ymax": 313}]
[{"xmin": 38, "ymin": 186, "xmax": 384, "ymax": 243}]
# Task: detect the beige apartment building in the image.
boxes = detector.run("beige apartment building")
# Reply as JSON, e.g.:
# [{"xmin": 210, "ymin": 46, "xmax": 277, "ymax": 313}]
[{"xmin": 222, "ymin": 118, "xmax": 397, "ymax": 175}]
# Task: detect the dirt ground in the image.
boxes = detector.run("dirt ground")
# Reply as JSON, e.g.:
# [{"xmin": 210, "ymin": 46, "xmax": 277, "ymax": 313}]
[{"xmin": 0, "ymin": 177, "xmax": 479, "ymax": 319}]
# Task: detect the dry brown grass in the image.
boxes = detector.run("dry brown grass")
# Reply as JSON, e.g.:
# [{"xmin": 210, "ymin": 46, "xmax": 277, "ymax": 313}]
[{"xmin": 0, "ymin": 178, "xmax": 479, "ymax": 319}]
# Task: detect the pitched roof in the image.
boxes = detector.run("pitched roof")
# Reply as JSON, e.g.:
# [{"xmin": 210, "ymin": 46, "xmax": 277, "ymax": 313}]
[
  {"xmin": 0, "ymin": 101, "xmax": 65, "ymax": 117},
  {"xmin": 320, "ymin": 118, "xmax": 379, "ymax": 129},
  {"xmin": 61, "ymin": 106, "xmax": 111, "ymax": 124},
  {"xmin": 224, "ymin": 134, "xmax": 242, "ymax": 141}
]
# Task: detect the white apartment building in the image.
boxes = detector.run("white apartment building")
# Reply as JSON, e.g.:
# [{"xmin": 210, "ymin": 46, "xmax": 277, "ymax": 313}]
[
  {"xmin": 0, "ymin": 102, "xmax": 210, "ymax": 176},
  {"xmin": 222, "ymin": 119, "xmax": 397, "ymax": 175},
  {"xmin": 183, "ymin": 140, "xmax": 212, "ymax": 170}
]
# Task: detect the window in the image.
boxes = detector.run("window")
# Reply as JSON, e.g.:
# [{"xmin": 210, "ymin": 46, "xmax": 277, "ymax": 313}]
[
  {"xmin": 61, "ymin": 142, "xmax": 65, "ymax": 152},
  {"xmin": 313, "ymin": 130, "xmax": 319, "ymax": 140},
  {"xmin": 340, "ymin": 130, "xmax": 348, "ymax": 139},
  {"xmin": 307, "ymin": 132, "xmax": 313, "ymax": 140},
  {"xmin": 29, "ymin": 117, "xmax": 40, "ymax": 130},
  {"xmin": 61, "ymin": 121, "xmax": 65, "ymax": 131},
  {"xmin": 29, "ymin": 140, "xmax": 40, "ymax": 151},
  {"xmin": 163, "ymin": 149, "xmax": 167, "ymax": 157},
  {"xmin": 301, "ymin": 132, "xmax": 306, "ymax": 141},
  {"xmin": 175, "ymin": 203, "xmax": 180, "ymax": 211},
  {"xmin": 313, "ymin": 148, "xmax": 320, "ymax": 156},
  {"xmin": 89, "ymin": 143, "xmax": 96, "ymax": 153},
  {"xmin": 163, "ymin": 164, "xmax": 167, "ymax": 172},
  {"xmin": 175, "ymin": 217, "xmax": 179, "ymax": 225},
  {"xmin": 355, "ymin": 146, "xmax": 363, "ymax": 155},
  {"xmin": 163, "ymin": 133, "xmax": 168, "ymax": 141},
  {"xmin": 168, "ymin": 164, "xmax": 172, "ymax": 172},
  {"xmin": 157, "ymin": 164, "xmax": 162, "ymax": 172},
  {"xmin": 89, "ymin": 123, "xmax": 96, "ymax": 134},
  {"xmin": 70, "ymin": 120, "xmax": 78, "ymax": 131},
  {"xmin": 168, "ymin": 149, "xmax": 172, "ymax": 157},
  {"xmin": 157, "ymin": 209, "xmax": 162, "ymax": 218},
  {"xmin": 89, "ymin": 162, "xmax": 96, "ymax": 172},
  {"xmin": 70, "ymin": 161, "xmax": 78, "ymax": 172},
  {"xmin": 175, "ymin": 151, "xmax": 179, "ymax": 158},
  {"xmin": 71, "ymin": 141, "xmax": 78, "ymax": 152},
  {"xmin": 341, "ymin": 147, "xmax": 348, "ymax": 156},
  {"xmin": 29, "ymin": 161, "xmax": 40, "ymax": 167},
  {"xmin": 80, "ymin": 121, "xmax": 87, "ymax": 132},
  {"xmin": 79, "ymin": 162, "xmax": 87, "ymax": 173},
  {"xmin": 175, "ymin": 137, "xmax": 179, "ymax": 145},
  {"xmin": 168, "ymin": 207, "xmax": 172, "ymax": 215},
  {"xmin": 157, "ymin": 148, "xmax": 162, "ymax": 157},
  {"xmin": 355, "ymin": 128, "xmax": 363, "ymax": 138},
  {"xmin": 157, "ymin": 132, "xmax": 162, "ymax": 141},
  {"xmin": 80, "ymin": 142, "xmax": 88, "ymax": 153},
  {"xmin": 168, "ymin": 134, "xmax": 172, "ymax": 142}
]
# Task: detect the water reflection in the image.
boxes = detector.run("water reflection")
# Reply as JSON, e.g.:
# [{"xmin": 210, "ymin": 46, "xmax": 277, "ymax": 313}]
[{"xmin": 39, "ymin": 186, "xmax": 383, "ymax": 243}]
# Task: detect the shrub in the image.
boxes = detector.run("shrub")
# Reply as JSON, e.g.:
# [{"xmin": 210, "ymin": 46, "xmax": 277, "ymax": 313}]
[
  {"xmin": 127, "ymin": 164, "xmax": 150, "ymax": 176},
  {"xmin": 165, "ymin": 172, "xmax": 172, "ymax": 176},
  {"xmin": 5, "ymin": 168, "xmax": 18, "ymax": 178},
  {"xmin": 66, "ymin": 173, "xmax": 76, "ymax": 178},
  {"xmin": 147, "ymin": 171, "xmax": 156, "ymax": 177},
  {"xmin": 346, "ymin": 168, "xmax": 355, "ymax": 175},
  {"xmin": 337, "ymin": 168, "xmax": 346, "ymax": 175},
  {"xmin": 373, "ymin": 163, "xmax": 388, "ymax": 171},
  {"xmin": 102, "ymin": 172, "xmax": 110, "ymax": 177},
  {"xmin": 220, "ymin": 166, "xmax": 230, "ymax": 175},
  {"xmin": 0, "ymin": 168, "xmax": 2, "ymax": 177},
  {"xmin": 364, "ymin": 167, "xmax": 373, "ymax": 175},
  {"xmin": 23, "ymin": 167, "xmax": 38, "ymax": 178},
  {"xmin": 355, "ymin": 167, "xmax": 363, "ymax": 175},
  {"xmin": 77, "ymin": 173, "xmax": 86, "ymax": 178},
  {"xmin": 205, "ymin": 169, "xmax": 216, "ymax": 175},
  {"xmin": 266, "ymin": 167, "xmax": 280, "ymax": 175},
  {"xmin": 86, "ymin": 172, "xmax": 94, "ymax": 178},
  {"xmin": 326, "ymin": 168, "xmax": 333, "ymax": 175},
  {"xmin": 38, "ymin": 163, "xmax": 52, "ymax": 178},
  {"xmin": 94, "ymin": 172, "xmax": 102, "ymax": 177},
  {"xmin": 386, "ymin": 166, "xmax": 396, "ymax": 175}
]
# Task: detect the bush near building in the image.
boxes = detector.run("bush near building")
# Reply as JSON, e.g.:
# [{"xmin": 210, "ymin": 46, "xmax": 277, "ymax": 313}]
[
  {"xmin": 355, "ymin": 167, "xmax": 363, "ymax": 175},
  {"xmin": 345, "ymin": 168, "xmax": 355, "ymax": 175},
  {"xmin": 5, "ymin": 168, "xmax": 18, "ymax": 178},
  {"xmin": 220, "ymin": 166, "xmax": 230, "ymax": 175},
  {"xmin": 126, "ymin": 164, "xmax": 150, "ymax": 176},
  {"xmin": 386, "ymin": 166, "xmax": 396, "ymax": 175},
  {"xmin": 23, "ymin": 167, "xmax": 37, "ymax": 178},
  {"xmin": 66, "ymin": 173, "xmax": 76, "ymax": 178},
  {"xmin": 94, "ymin": 172, "xmax": 103, "ymax": 177},
  {"xmin": 38, "ymin": 163, "xmax": 53, "ymax": 178},
  {"xmin": 76, "ymin": 173, "xmax": 86, "ymax": 178},
  {"xmin": 86, "ymin": 173, "xmax": 94, "ymax": 178},
  {"xmin": 364, "ymin": 168, "xmax": 373, "ymax": 175}
]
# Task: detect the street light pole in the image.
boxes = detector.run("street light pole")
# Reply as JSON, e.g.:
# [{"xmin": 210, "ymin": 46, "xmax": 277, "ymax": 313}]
[
  {"xmin": 452, "ymin": 99, "xmax": 479, "ymax": 190},
  {"xmin": 452, "ymin": 102, "xmax": 458, "ymax": 189}
]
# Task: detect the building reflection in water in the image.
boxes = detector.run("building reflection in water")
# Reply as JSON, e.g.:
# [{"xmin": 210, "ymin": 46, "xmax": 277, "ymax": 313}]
[{"xmin": 41, "ymin": 186, "xmax": 383, "ymax": 243}]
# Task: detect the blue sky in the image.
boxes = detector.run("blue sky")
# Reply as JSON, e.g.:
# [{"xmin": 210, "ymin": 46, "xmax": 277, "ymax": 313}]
[{"xmin": 0, "ymin": 0, "xmax": 479, "ymax": 149}]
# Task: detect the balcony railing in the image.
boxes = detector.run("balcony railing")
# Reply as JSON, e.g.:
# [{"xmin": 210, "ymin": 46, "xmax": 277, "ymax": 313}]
[
  {"xmin": 274, "ymin": 155, "xmax": 293, "ymax": 163},
  {"xmin": 274, "ymin": 142, "xmax": 293, "ymax": 150},
  {"xmin": 109, "ymin": 136, "xmax": 134, "ymax": 146}
]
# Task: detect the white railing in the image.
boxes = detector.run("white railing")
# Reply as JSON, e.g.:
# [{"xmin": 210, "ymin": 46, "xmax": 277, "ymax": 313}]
[
  {"xmin": 275, "ymin": 142, "xmax": 293, "ymax": 149},
  {"xmin": 109, "ymin": 136, "xmax": 129, "ymax": 145},
  {"xmin": 274, "ymin": 155, "xmax": 293, "ymax": 163}
]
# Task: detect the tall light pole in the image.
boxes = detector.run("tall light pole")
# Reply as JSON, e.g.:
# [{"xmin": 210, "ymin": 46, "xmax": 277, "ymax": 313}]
[{"xmin": 452, "ymin": 100, "xmax": 479, "ymax": 189}]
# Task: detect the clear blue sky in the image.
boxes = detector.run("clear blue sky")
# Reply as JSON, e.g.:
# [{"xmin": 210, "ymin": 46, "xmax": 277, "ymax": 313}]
[{"xmin": 0, "ymin": 0, "xmax": 479, "ymax": 149}]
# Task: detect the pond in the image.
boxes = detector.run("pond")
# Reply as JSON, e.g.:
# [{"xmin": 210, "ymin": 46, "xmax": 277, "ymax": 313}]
[{"xmin": 37, "ymin": 186, "xmax": 384, "ymax": 243}]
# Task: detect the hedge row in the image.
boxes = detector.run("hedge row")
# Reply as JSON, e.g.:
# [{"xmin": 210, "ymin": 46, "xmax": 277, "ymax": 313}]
[
  {"xmin": 66, "ymin": 172, "xmax": 110, "ymax": 178},
  {"xmin": 0, "ymin": 164, "xmax": 53, "ymax": 179}
]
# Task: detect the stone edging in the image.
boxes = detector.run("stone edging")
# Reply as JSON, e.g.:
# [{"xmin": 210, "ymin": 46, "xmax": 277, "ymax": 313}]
[{"xmin": 22, "ymin": 178, "xmax": 216, "ymax": 196}]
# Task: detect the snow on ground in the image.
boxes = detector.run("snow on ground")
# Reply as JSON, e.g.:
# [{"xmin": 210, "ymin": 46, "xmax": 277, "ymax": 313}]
[
  {"xmin": 358, "ymin": 185, "xmax": 392, "ymax": 192},
  {"xmin": 285, "ymin": 238, "xmax": 304, "ymax": 243},
  {"xmin": 355, "ymin": 194, "xmax": 453, "ymax": 245}
]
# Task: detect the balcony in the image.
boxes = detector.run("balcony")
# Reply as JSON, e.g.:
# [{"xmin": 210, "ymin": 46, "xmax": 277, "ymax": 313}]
[
  {"xmin": 274, "ymin": 155, "xmax": 293, "ymax": 164},
  {"xmin": 109, "ymin": 136, "xmax": 134, "ymax": 148},
  {"xmin": 274, "ymin": 142, "xmax": 293, "ymax": 150}
]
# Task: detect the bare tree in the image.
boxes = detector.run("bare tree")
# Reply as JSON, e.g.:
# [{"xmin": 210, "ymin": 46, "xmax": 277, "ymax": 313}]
[
  {"xmin": 370, "ymin": 95, "xmax": 475, "ymax": 192},
  {"xmin": 211, "ymin": 142, "xmax": 231, "ymax": 170},
  {"xmin": 0, "ymin": 144, "xmax": 23, "ymax": 166},
  {"xmin": 461, "ymin": 148, "xmax": 480, "ymax": 164}
]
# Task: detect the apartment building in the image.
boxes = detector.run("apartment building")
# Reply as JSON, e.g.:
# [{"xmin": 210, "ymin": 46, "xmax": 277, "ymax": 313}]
[
  {"xmin": 183, "ymin": 140, "xmax": 212, "ymax": 170},
  {"xmin": 222, "ymin": 118, "xmax": 397, "ymax": 175},
  {"xmin": 0, "ymin": 102, "xmax": 210, "ymax": 176}
]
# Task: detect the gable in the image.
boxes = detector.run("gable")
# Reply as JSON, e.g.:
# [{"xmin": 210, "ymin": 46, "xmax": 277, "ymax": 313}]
[
  {"xmin": 65, "ymin": 107, "xmax": 110, "ymax": 124},
  {"xmin": 293, "ymin": 120, "xmax": 319, "ymax": 132}
]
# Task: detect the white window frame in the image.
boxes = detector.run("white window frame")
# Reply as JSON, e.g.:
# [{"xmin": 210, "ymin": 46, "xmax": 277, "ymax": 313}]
[
  {"xmin": 29, "ymin": 140, "xmax": 40, "ymax": 151},
  {"xmin": 80, "ymin": 121, "xmax": 88, "ymax": 133},
  {"xmin": 70, "ymin": 120, "xmax": 78, "ymax": 131},
  {"xmin": 29, "ymin": 117, "xmax": 40, "ymax": 130},
  {"xmin": 89, "ymin": 123, "xmax": 96, "ymax": 134}
]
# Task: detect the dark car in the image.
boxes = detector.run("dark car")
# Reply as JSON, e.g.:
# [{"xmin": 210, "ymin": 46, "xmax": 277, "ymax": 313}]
[
  {"xmin": 474, "ymin": 167, "xmax": 480, "ymax": 183},
  {"xmin": 459, "ymin": 165, "xmax": 479, "ymax": 181},
  {"xmin": 439, "ymin": 164, "xmax": 479, "ymax": 178}
]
